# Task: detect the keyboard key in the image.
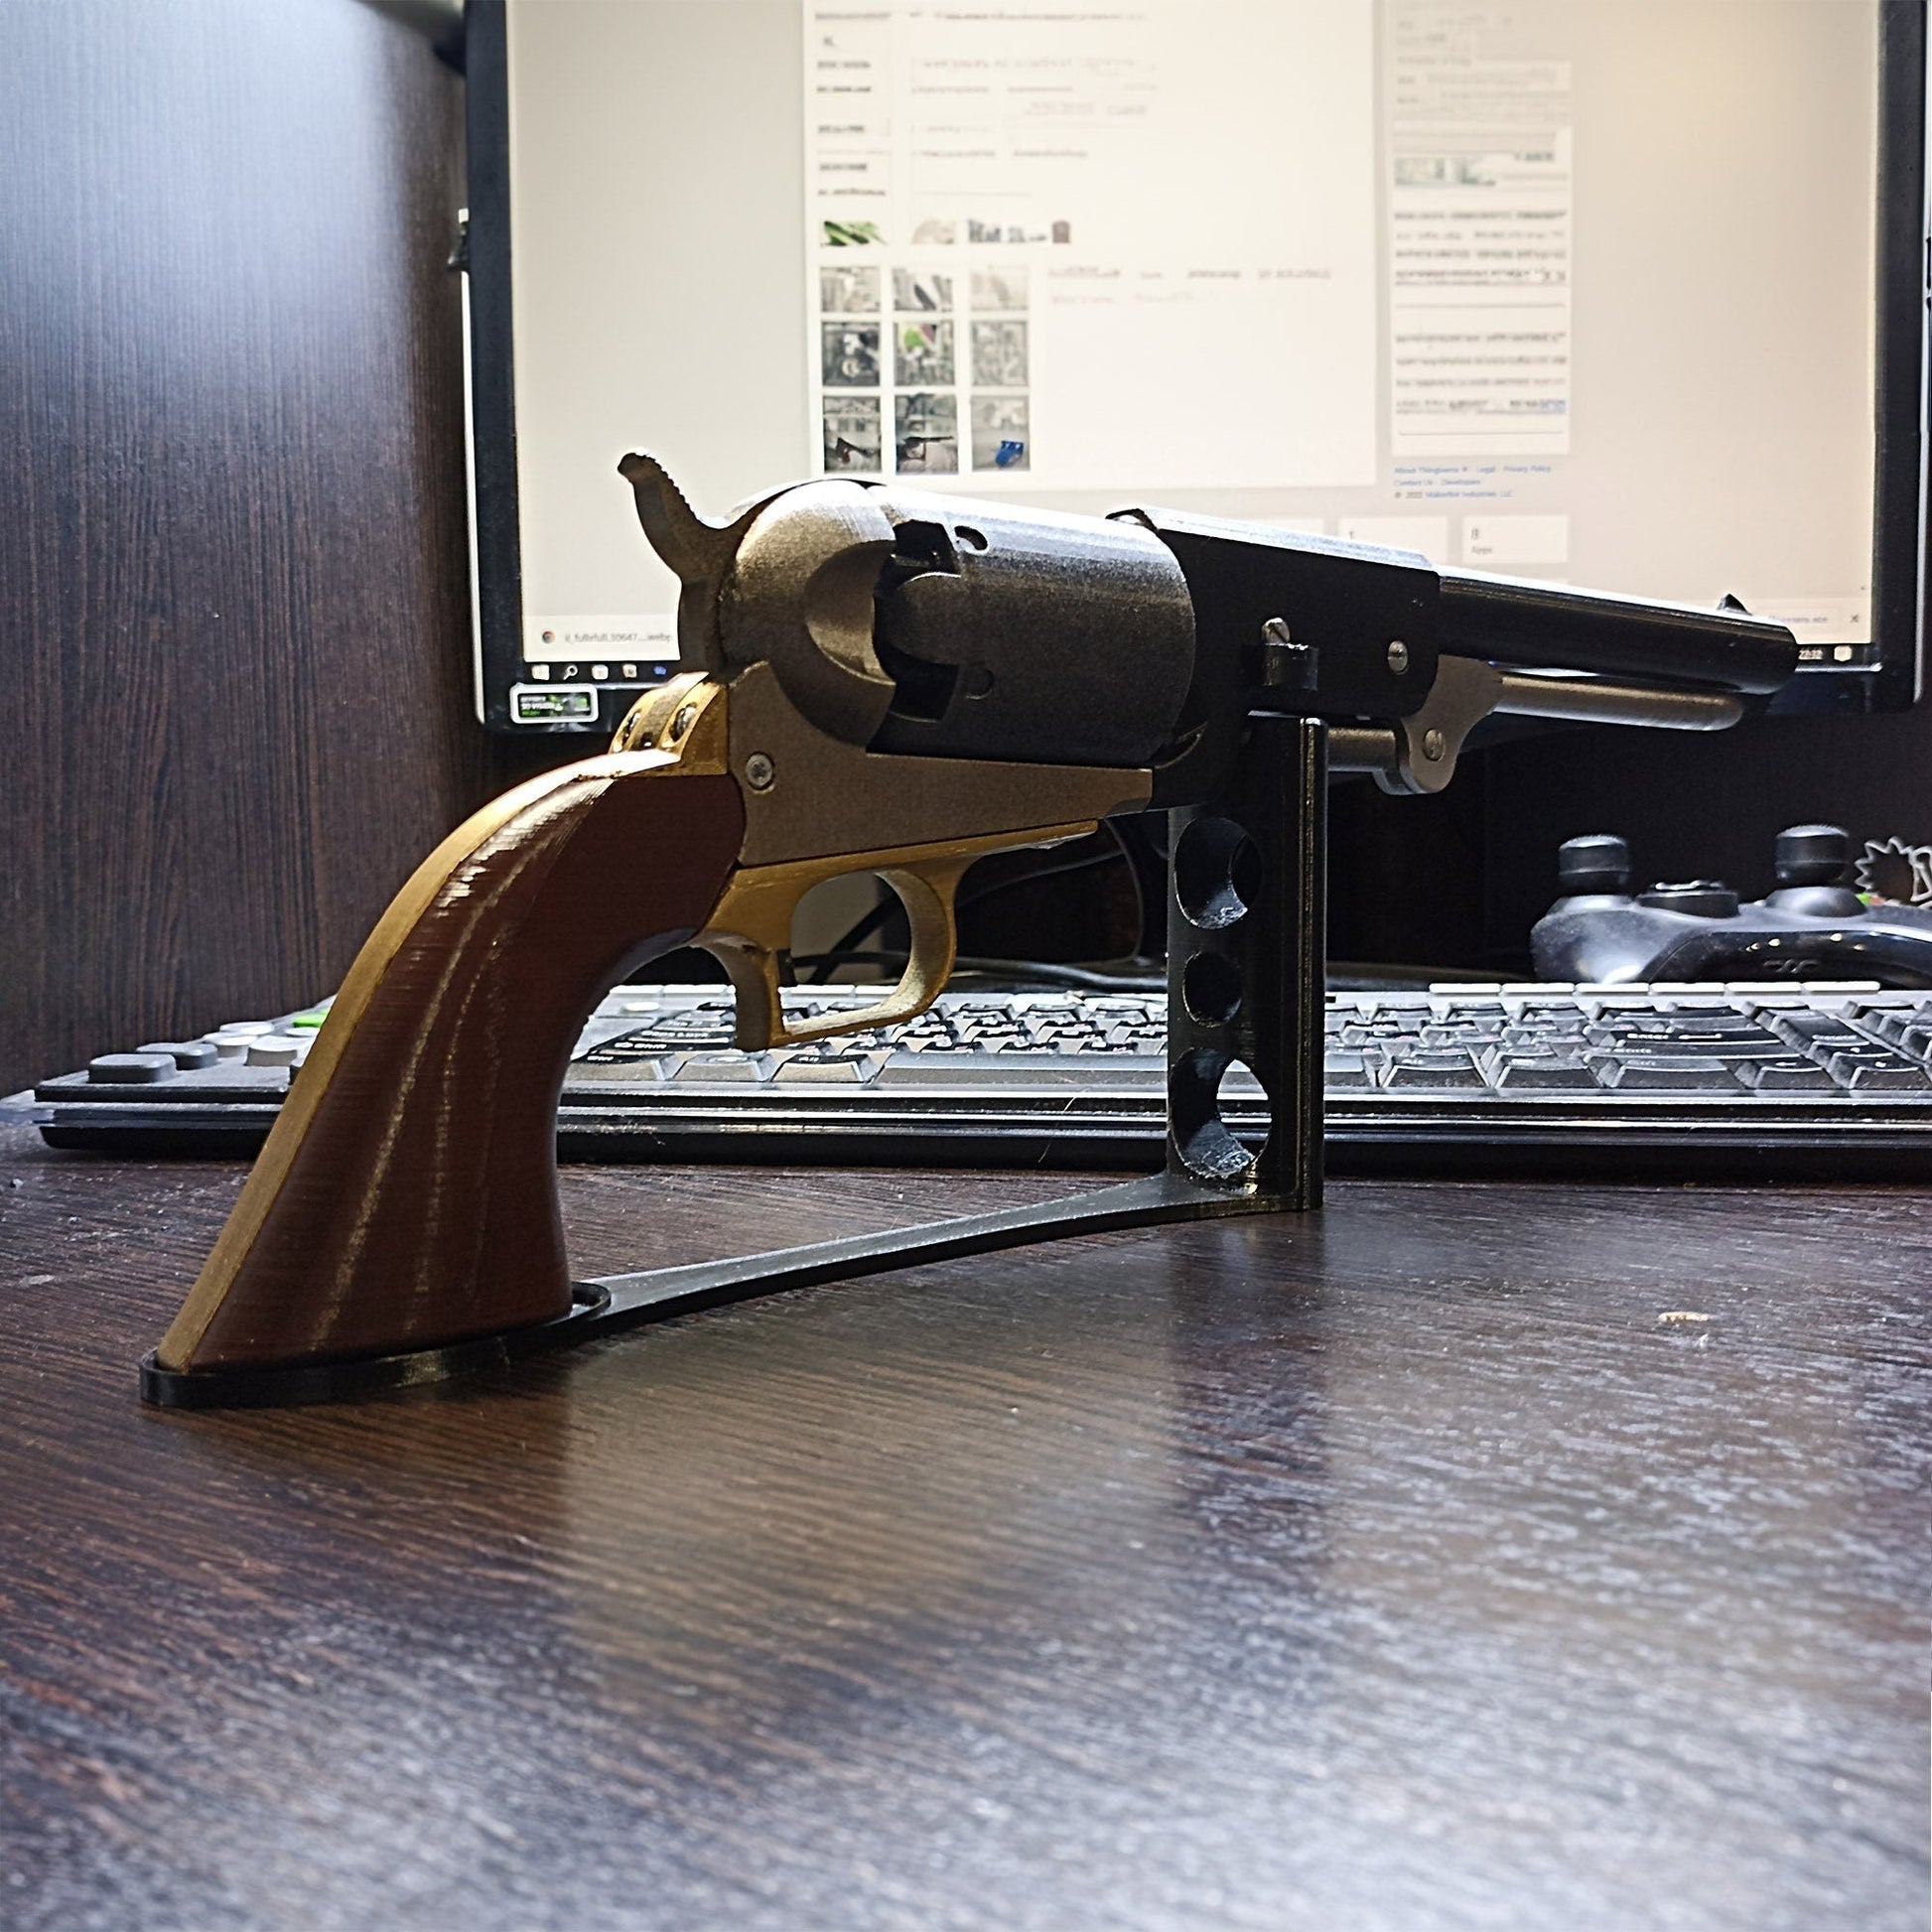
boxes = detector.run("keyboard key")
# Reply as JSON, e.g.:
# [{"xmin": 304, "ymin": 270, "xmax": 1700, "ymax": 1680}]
[
  {"xmin": 1826, "ymin": 1055, "xmax": 1932, "ymax": 1091},
  {"xmin": 1586, "ymin": 1020, "xmax": 1668, "ymax": 1042},
  {"xmin": 1666, "ymin": 1017, "xmax": 1782, "ymax": 1038},
  {"xmin": 1323, "ymin": 1051, "xmax": 1373, "ymax": 1089},
  {"xmin": 136, "ymin": 1039, "xmax": 221, "ymax": 1071},
  {"xmin": 1852, "ymin": 997, "xmax": 1930, "ymax": 1021},
  {"xmin": 1772, "ymin": 1011, "xmax": 1865, "ymax": 1046},
  {"xmin": 876, "ymin": 1051, "xmax": 1160, "ymax": 1087},
  {"xmin": 87, "ymin": 1051, "xmax": 178, "ymax": 1084},
  {"xmin": 1502, "ymin": 1025, "xmax": 1587, "ymax": 1048},
  {"xmin": 1595, "ymin": 1033, "xmax": 1786, "ymax": 1058},
  {"xmin": 1383, "ymin": 1051, "xmax": 1485, "ymax": 1089},
  {"xmin": 664, "ymin": 1053, "xmax": 769, "ymax": 1084},
  {"xmin": 1869, "ymin": 1008, "xmax": 1932, "ymax": 1045},
  {"xmin": 1490, "ymin": 1055, "xmax": 1600, "ymax": 1091},
  {"xmin": 1594, "ymin": 1055, "xmax": 1744, "ymax": 1090},
  {"xmin": 772, "ymin": 1054, "xmax": 885, "ymax": 1084},
  {"xmin": 575, "ymin": 1052, "xmax": 681, "ymax": 1083},
  {"xmin": 1737, "ymin": 1058, "xmax": 1838, "ymax": 1092}
]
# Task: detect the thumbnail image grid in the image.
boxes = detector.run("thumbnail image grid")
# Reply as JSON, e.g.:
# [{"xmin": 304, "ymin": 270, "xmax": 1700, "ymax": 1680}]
[{"xmin": 815, "ymin": 230, "xmax": 1032, "ymax": 476}]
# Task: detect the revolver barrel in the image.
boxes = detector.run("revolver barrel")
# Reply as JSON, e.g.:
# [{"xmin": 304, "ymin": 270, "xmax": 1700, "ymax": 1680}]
[
  {"xmin": 625, "ymin": 455, "xmax": 1802, "ymax": 808},
  {"xmin": 1434, "ymin": 572, "xmax": 1797, "ymax": 694}
]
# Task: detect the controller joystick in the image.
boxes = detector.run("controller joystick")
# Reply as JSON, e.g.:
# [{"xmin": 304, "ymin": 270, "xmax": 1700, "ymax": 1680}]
[
  {"xmin": 1533, "ymin": 822, "xmax": 1932, "ymax": 988},
  {"xmin": 1773, "ymin": 823, "xmax": 1850, "ymax": 888},
  {"xmin": 1555, "ymin": 833, "xmax": 1631, "ymax": 897},
  {"xmin": 1765, "ymin": 823, "xmax": 1864, "ymax": 918}
]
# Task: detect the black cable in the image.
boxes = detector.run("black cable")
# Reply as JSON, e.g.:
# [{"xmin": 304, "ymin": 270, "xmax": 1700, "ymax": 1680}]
[
  {"xmin": 791, "ymin": 950, "xmax": 1166, "ymax": 992},
  {"xmin": 1097, "ymin": 815, "xmax": 1147, "ymax": 953},
  {"xmin": 956, "ymin": 843, "xmax": 1124, "ymax": 912},
  {"xmin": 808, "ymin": 834, "xmax": 1135, "ymax": 984},
  {"xmin": 788, "ymin": 950, "xmax": 914, "ymax": 975},
  {"xmin": 810, "ymin": 897, "xmax": 907, "ymax": 984}
]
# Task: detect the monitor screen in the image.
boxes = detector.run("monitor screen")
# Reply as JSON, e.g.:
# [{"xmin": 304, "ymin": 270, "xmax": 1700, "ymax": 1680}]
[{"xmin": 463, "ymin": 0, "xmax": 1924, "ymax": 732}]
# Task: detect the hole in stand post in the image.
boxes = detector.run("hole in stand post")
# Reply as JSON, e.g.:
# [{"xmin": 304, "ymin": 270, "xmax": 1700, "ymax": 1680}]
[
  {"xmin": 1169, "ymin": 1048, "xmax": 1271, "ymax": 1182},
  {"xmin": 1173, "ymin": 816, "xmax": 1261, "ymax": 930},
  {"xmin": 1181, "ymin": 950, "xmax": 1243, "ymax": 1026}
]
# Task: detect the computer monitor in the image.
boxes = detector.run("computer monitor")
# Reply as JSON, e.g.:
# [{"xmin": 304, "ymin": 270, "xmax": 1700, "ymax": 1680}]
[{"xmin": 462, "ymin": 0, "xmax": 1925, "ymax": 735}]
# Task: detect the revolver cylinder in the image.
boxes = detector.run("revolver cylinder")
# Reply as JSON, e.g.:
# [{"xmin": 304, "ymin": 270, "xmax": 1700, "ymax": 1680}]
[{"xmin": 866, "ymin": 495, "xmax": 1194, "ymax": 767}]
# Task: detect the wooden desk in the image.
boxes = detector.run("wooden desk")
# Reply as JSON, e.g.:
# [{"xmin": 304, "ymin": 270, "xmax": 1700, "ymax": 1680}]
[{"xmin": 2, "ymin": 1120, "xmax": 1925, "ymax": 1929}]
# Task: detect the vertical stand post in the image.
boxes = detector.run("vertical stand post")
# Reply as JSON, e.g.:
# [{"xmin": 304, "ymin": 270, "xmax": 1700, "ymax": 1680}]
[{"xmin": 1166, "ymin": 713, "xmax": 1327, "ymax": 1209}]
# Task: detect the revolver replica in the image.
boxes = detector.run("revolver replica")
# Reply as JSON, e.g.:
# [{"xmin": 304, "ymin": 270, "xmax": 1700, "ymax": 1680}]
[{"xmin": 145, "ymin": 455, "xmax": 1797, "ymax": 1406}]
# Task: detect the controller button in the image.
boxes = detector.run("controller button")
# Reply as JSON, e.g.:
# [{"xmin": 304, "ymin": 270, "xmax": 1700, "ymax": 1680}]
[{"xmin": 1637, "ymin": 881, "xmax": 1740, "ymax": 917}]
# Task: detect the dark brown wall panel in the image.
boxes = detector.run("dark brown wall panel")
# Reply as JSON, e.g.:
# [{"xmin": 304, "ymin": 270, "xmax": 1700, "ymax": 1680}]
[{"xmin": 0, "ymin": 0, "xmax": 520, "ymax": 1093}]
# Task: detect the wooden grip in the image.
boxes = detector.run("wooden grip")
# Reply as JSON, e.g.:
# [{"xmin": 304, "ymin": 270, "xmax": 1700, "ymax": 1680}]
[{"xmin": 156, "ymin": 754, "xmax": 746, "ymax": 1374}]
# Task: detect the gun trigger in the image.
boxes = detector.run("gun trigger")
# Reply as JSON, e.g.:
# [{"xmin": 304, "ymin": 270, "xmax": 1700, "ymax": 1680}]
[
  {"xmin": 696, "ymin": 855, "xmax": 974, "ymax": 1052},
  {"xmin": 693, "ymin": 824, "xmax": 1099, "ymax": 1051}
]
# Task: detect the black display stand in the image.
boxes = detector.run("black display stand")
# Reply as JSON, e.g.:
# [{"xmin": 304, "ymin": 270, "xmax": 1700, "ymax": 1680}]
[{"xmin": 141, "ymin": 716, "xmax": 1327, "ymax": 1408}]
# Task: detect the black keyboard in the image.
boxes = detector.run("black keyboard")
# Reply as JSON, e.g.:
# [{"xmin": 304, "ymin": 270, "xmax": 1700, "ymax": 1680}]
[{"xmin": 24, "ymin": 980, "xmax": 1932, "ymax": 1178}]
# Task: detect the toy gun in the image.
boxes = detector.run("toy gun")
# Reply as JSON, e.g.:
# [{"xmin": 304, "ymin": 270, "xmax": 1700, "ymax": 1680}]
[{"xmin": 145, "ymin": 456, "xmax": 1797, "ymax": 1406}]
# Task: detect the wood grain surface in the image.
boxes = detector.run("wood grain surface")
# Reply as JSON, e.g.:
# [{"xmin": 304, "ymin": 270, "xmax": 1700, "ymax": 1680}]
[
  {"xmin": 1, "ymin": 1124, "xmax": 1925, "ymax": 1931},
  {"xmin": 0, "ymin": 0, "xmax": 560, "ymax": 1099}
]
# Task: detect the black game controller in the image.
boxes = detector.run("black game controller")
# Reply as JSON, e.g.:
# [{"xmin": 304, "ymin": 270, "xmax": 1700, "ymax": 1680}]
[{"xmin": 1531, "ymin": 825, "xmax": 1932, "ymax": 987}]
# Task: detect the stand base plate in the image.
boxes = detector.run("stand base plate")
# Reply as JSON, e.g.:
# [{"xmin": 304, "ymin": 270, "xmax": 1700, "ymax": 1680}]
[{"xmin": 140, "ymin": 1172, "xmax": 1287, "ymax": 1410}]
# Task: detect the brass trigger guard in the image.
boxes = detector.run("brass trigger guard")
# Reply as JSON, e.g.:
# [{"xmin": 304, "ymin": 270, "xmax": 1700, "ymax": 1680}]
[{"xmin": 697, "ymin": 827, "xmax": 1099, "ymax": 1050}]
